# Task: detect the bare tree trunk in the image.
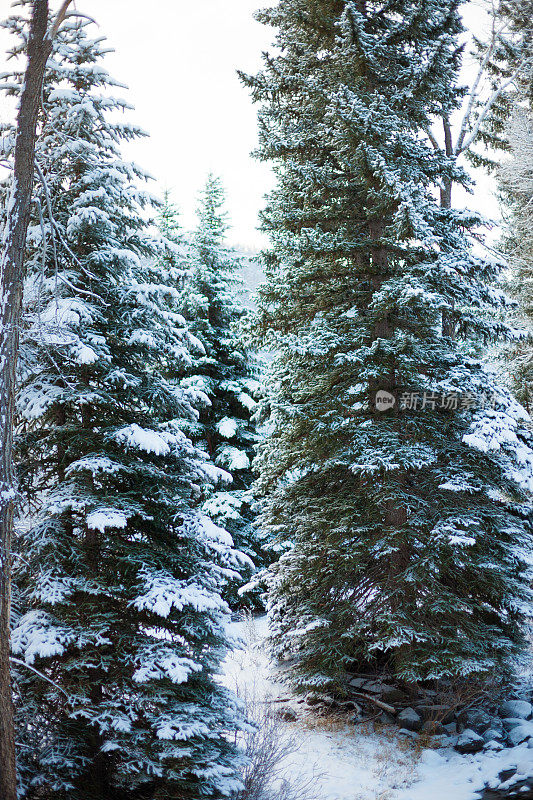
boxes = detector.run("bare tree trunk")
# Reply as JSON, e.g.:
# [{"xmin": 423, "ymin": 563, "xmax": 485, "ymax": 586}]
[
  {"xmin": 440, "ymin": 116, "xmax": 453, "ymax": 210},
  {"xmin": 0, "ymin": 3, "xmax": 53, "ymax": 797}
]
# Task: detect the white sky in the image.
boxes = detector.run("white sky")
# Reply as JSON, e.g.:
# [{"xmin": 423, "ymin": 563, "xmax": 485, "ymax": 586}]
[
  {"xmin": 0, "ymin": 0, "xmax": 275, "ymax": 248},
  {"xmin": 0, "ymin": 0, "xmax": 501, "ymax": 249}
]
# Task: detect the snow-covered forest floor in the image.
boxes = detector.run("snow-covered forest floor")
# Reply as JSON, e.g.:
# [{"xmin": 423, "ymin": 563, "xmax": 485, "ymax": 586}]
[{"xmin": 222, "ymin": 617, "xmax": 533, "ymax": 800}]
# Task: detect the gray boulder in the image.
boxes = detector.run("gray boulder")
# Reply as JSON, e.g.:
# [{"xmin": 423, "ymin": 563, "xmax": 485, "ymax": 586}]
[
  {"xmin": 455, "ymin": 729, "xmax": 484, "ymax": 754},
  {"xmin": 482, "ymin": 728, "xmax": 504, "ymax": 743},
  {"xmin": 499, "ymin": 700, "xmax": 532, "ymax": 720},
  {"xmin": 380, "ymin": 685, "xmax": 408, "ymax": 703},
  {"xmin": 458, "ymin": 708, "xmax": 492, "ymax": 734},
  {"xmin": 431, "ymin": 734, "xmax": 457, "ymax": 748},
  {"xmin": 443, "ymin": 722, "xmax": 458, "ymax": 735},
  {"xmin": 349, "ymin": 677, "xmax": 368, "ymax": 689},
  {"xmin": 397, "ymin": 707, "xmax": 422, "ymax": 732},
  {"xmin": 361, "ymin": 681, "xmax": 384, "ymax": 693},
  {"xmin": 507, "ymin": 722, "xmax": 533, "ymax": 747},
  {"xmin": 483, "ymin": 740, "xmax": 504, "ymax": 752},
  {"xmin": 502, "ymin": 717, "xmax": 525, "ymax": 731}
]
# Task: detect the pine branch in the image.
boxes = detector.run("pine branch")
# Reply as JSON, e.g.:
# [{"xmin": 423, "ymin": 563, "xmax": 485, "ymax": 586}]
[{"xmin": 11, "ymin": 657, "xmax": 69, "ymax": 697}]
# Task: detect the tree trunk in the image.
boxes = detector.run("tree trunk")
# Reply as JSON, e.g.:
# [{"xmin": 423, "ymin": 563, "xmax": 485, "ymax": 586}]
[
  {"xmin": 0, "ymin": 4, "xmax": 53, "ymax": 797},
  {"xmin": 368, "ymin": 217, "xmax": 413, "ymax": 680},
  {"xmin": 440, "ymin": 117, "xmax": 456, "ymax": 340},
  {"xmin": 440, "ymin": 117, "xmax": 453, "ymax": 210}
]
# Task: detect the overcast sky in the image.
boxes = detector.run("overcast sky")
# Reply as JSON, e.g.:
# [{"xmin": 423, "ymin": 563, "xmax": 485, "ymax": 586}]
[
  {"xmin": 0, "ymin": 0, "xmax": 275, "ymax": 248},
  {"xmin": 0, "ymin": 0, "xmax": 500, "ymax": 249}
]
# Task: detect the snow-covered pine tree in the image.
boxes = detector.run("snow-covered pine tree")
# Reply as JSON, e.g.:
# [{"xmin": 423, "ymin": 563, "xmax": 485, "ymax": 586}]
[
  {"xmin": 0, "ymin": 14, "xmax": 245, "ymax": 799},
  {"xmin": 493, "ymin": 2, "xmax": 533, "ymax": 410},
  {"xmin": 154, "ymin": 190, "xmax": 193, "ymax": 292},
  {"xmin": 242, "ymin": 0, "xmax": 533, "ymax": 690},
  {"xmin": 500, "ymin": 111, "xmax": 533, "ymax": 410},
  {"xmin": 178, "ymin": 175, "xmax": 265, "ymax": 607}
]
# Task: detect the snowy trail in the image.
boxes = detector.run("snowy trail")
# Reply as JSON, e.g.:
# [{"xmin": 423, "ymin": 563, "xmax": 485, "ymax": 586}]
[
  {"xmin": 222, "ymin": 616, "xmax": 417, "ymax": 800},
  {"xmin": 222, "ymin": 616, "xmax": 533, "ymax": 800}
]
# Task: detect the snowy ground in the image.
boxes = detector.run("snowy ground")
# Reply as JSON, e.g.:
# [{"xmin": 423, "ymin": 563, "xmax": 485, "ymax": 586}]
[{"xmin": 221, "ymin": 615, "xmax": 533, "ymax": 800}]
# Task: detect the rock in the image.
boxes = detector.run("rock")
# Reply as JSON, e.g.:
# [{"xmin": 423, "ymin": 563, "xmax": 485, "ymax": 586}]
[
  {"xmin": 381, "ymin": 685, "xmax": 408, "ymax": 704},
  {"xmin": 507, "ymin": 723, "xmax": 533, "ymax": 747},
  {"xmin": 483, "ymin": 741, "xmax": 504, "ymax": 752},
  {"xmin": 379, "ymin": 711, "xmax": 396, "ymax": 725},
  {"xmin": 398, "ymin": 728, "xmax": 419, "ymax": 740},
  {"xmin": 397, "ymin": 707, "xmax": 422, "ymax": 732},
  {"xmin": 483, "ymin": 728, "xmax": 504, "ymax": 743},
  {"xmin": 499, "ymin": 700, "xmax": 533, "ymax": 720},
  {"xmin": 455, "ymin": 729, "xmax": 484, "ymax": 754},
  {"xmin": 361, "ymin": 681, "xmax": 384, "ymax": 694},
  {"xmin": 500, "ymin": 768, "xmax": 519, "ymax": 783},
  {"xmin": 349, "ymin": 677, "xmax": 368, "ymax": 689},
  {"xmin": 443, "ymin": 722, "xmax": 458, "ymax": 735},
  {"xmin": 458, "ymin": 708, "xmax": 492, "ymax": 734},
  {"xmin": 421, "ymin": 720, "xmax": 446, "ymax": 736},
  {"xmin": 502, "ymin": 717, "xmax": 525, "ymax": 731}
]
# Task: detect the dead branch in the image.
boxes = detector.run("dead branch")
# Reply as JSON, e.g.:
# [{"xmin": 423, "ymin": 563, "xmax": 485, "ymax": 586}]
[{"xmin": 351, "ymin": 692, "xmax": 397, "ymax": 715}]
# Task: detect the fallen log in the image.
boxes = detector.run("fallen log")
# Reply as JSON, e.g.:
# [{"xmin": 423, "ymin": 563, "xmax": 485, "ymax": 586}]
[{"xmin": 351, "ymin": 692, "xmax": 396, "ymax": 715}]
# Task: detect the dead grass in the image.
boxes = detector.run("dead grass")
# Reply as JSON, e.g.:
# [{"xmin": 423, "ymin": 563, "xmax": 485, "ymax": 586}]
[{"xmin": 297, "ymin": 705, "xmax": 419, "ymax": 799}]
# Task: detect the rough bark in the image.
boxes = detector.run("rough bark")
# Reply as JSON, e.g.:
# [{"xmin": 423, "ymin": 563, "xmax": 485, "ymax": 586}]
[{"xmin": 0, "ymin": 3, "xmax": 54, "ymax": 797}]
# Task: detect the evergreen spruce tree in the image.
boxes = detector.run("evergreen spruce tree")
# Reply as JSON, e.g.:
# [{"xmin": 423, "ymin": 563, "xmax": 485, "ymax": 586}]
[
  {"xmin": 242, "ymin": 0, "xmax": 533, "ymax": 689},
  {"xmin": 178, "ymin": 176, "xmax": 265, "ymax": 607},
  {"xmin": 493, "ymin": 3, "xmax": 533, "ymax": 409},
  {"xmin": 500, "ymin": 111, "xmax": 533, "ymax": 410},
  {"xmin": 1, "ymin": 15, "xmax": 244, "ymax": 799}
]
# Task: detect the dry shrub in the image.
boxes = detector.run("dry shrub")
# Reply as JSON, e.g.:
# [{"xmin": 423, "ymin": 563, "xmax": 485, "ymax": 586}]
[
  {"xmin": 235, "ymin": 694, "xmax": 323, "ymax": 800},
  {"xmin": 419, "ymin": 674, "xmax": 506, "ymax": 725},
  {"xmin": 230, "ymin": 613, "xmax": 323, "ymax": 800}
]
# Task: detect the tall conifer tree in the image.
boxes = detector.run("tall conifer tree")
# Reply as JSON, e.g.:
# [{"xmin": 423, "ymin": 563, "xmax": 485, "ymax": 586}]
[
  {"xmin": 179, "ymin": 176, "xmax": 265, "ymax": 606},
  {"xmin": 1, "ymin": 15, "xmax": 244, "ymax": 798},
  {"xmin": 243, "ymin": 0, "xmax": 533, "ymax": 688},
  {"xmin": 493, "ymin": 1, "xmax": 533, "ymax": 409},
  {"xmin": 501, "ymin": 111, "xmax": 533, "ymax": 410}
]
